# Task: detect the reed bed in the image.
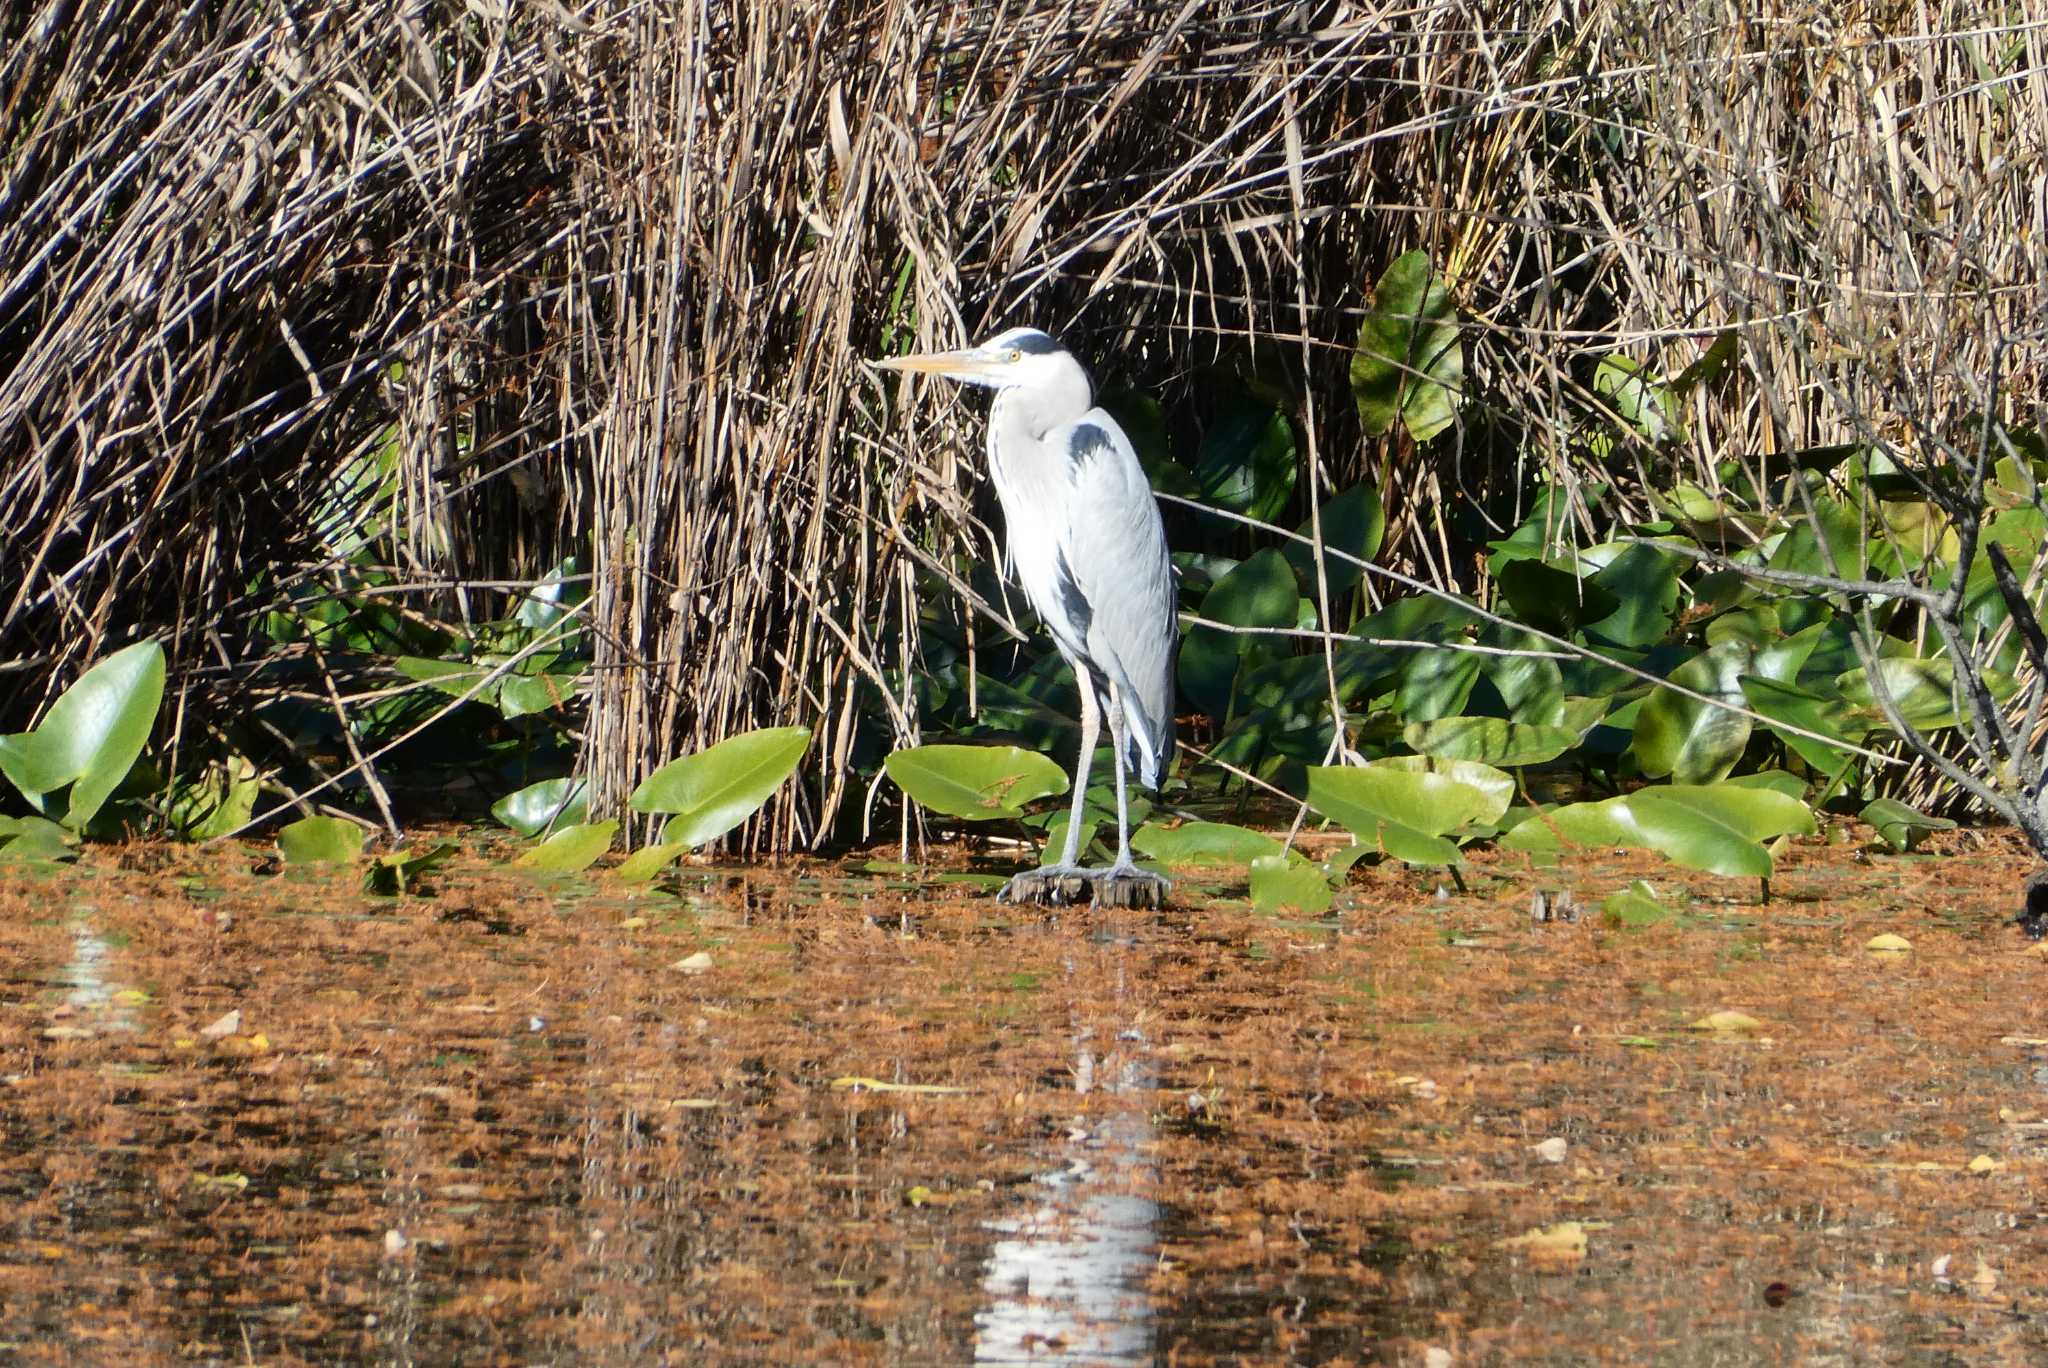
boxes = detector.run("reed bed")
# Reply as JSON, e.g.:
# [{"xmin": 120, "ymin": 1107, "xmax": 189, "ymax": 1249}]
[{"xmin": 2, "ymin": 0, "xmax": 2040, "ymax": 844}]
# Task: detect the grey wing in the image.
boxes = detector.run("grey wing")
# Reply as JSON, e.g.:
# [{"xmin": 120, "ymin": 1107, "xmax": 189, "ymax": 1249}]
[{"xmin": 1053, "ymin": 411, "xmax": 1178, "ymax": 788}]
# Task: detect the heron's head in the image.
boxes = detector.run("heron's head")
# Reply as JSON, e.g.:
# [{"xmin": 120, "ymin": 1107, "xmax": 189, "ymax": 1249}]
[{"xmin": 872, "ymin": 327, "xmax": 1082, "ymax": 394}]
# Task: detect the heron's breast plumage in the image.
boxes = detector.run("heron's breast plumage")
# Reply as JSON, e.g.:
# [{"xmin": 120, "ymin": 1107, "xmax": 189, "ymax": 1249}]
[{"xmin": 987, "ymin": 391, "xmax": 1177, "ymax": 788}]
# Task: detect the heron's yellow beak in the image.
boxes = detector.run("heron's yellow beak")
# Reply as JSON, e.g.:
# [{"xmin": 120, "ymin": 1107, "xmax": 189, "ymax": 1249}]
[{"xmin": 871, "ymin": 348, "xmax": 985, "ymax": 377}]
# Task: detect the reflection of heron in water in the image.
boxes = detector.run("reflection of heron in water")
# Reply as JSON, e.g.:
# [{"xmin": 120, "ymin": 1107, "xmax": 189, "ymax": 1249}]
[
  {"xmin": 972, "ymin": 1032, "xmax": 1159, "ymax": 1365},
  {"xmin": 877, "ymin": 328, "xmax": 1177, "ymax": 907}
]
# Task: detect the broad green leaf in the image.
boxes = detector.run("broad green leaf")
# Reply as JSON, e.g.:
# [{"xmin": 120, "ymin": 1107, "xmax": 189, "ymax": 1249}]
[
  {"xmin": 1500, "ymin": 799, "xmax": 1643, "ymax": 854},
  {"xmin": 633, "ymin": 727, "xmax": 812, "ymax": 847},
  {"xmin": 1861, "ymin": 797, "xmax": 1956, "ymax": 852},
  {"xmin": 1654, "ymin": 480, "xmax": 1730, "ymax": 526},
  {"xmin": 1598, "ymin": 695, "xmax": 1645, "ymax": 736},
  {"xmin": 1495, "ymin": 559, "xmax": 1618, "ymax": 638},
  {"xmin": 614, "ymin": 842, "xmax": 689, "ymax": 883},
  {"xmin": 1285, "ymin": 482, "xmax": 1385, "ymax": 599},
  {"xmin": 0, "ymin": 815, "xmax": 79, "ymax": 864},
  {"xmin": 1080, "ymin": 783, "xmax": 1150, "ymax": 833},
  {"xmin": 0, "ymin": 736, "xmax": 60, "ymax": 809},
  {"xmin": 515, "ymin": 820, "xmax": 618, "ymax": 873},
  {"xmin": 498, "ymin": 674, "xmax": 577, "ymax": 718},
  {"xmin": 1306, "ymin": 763, "xmax": 1496, "ymax": 839},
  {"xmin": 1371, "ymin": 755, "xmax": 1514, "ymax": 824},
  {"xmin": 1523, "ymin": 781, "xmax": 1818, "ymax": 880},
  {"xmin": 1987, "ymin": 503, "xmax": 2047, "ymax": 556},
  {"xmin": 1181, "ymin": 548, "xmax": 1298, "ymax": 721},
  {"xmin": 1837, "ymin": 658, "xmax": 1959, "ymax": 730},
  {"xmin": 1582, "ymin": 543, "xmax": 1685, "ymax": 648},
  {"xmin": 1625, "ymin": 790, "xmax": 1772, "ymax": 878},
  {"xmin": 1768, "ymin": 496, "xmax": 1866, "ymax": 581},
  {"xmin": 1351, "ymin": 250, "xmax": 1464, "ymax": 443},
  {"xmin": 1250, "ymin": 855, "xmax": 1334, "ymax": 915},
  {"xmin": 1375, "ymin": 819, "xmax": 1464, "ymax": 867},
  {"xmin": 514, "ymin": 557, "xmax": 589, "ymax": 648},
  {"xmin": 1752, "ymin": 620, "xmax": 1829, "ymax": 685},
  {"xmin": 1670, "ymin": 331, "xmax": 1738, "ymax": 395},
  {"xmin": 491, "ymin": 777, "xmax": 589, "ymax": 838},
  {"xmin": 1705, "ymin": 605, "xmax": 1780, "ymax": 651},
  {"xmin": 1395, "ymin": 646, "xmax": 1481, "ymax": 722},
  {"xmin": 1601, "ymin": 881, "xmax": 1674, "ymax": 928},
  {"xmin": 1643, "ymin": 784, "xmax": 1816, "ymax": 843},
  {"xmin": 364, "ymin": 842, "xmax": 453, "ymax": 896},
  {"xmin": 0, "ymin": 640, "xmax": 165, "ymax": 829},
  {"xmin": 1504, "ymin": 782, "xmax": 1809, "ymax": 880},
  {"xmin": 0, "ymin": 815, "xmax": 74, "ymax": 843},
  {"xmin": 1875, "ymin": 495, "xmax": 1954, "ymax": 566},
  {"xmin": 1234, "ymin": 653, "xmax": 1342, "ymax": 722},
  {"xmin": 1192, "ymin": 397, "xmax": 1296, "ymax": 522},
  {"xmin": 1041, "ymin": 809, "xmax": 1101, "ymax": 864},
  {"xmin": 1483, "ymin": 628, "xmax": 1566, "ymax": 721},
  {"xmin": 1631, "ymin": 641, "xmax": 1753, "ymax": 785},
  {"xmin": 1722, "ymin": 770, "xmax": 1809, "ymax": 800},
  {"xmin": 164, "ymin": 755, "xmax": 260, "ymax": 840},
  {"xmin": 1485, "ymin": 488, "xmax": 1573, "ymax": 574},
  {"xmin": 393, "ymin": 655, "xmax": 496, "ymax": 704},
  {"xmin": 1322, "ymin": 842, "xmax": 1375, "ymax": 882},
  {"xmin": 1141, "ymin": 454, "xmax": 1203, "ymax": 499},
  {"xmin": 1172, "ymin": 551, "xmax": 1241, "ymax": 598},
  {"xmin": 881, "ymin": 742, "xmax": 1063, "ymax": 822},
  {"xmin": 1739, "ymin": 676, "xmax": 1862, "ymax": 775},
  {"xmin": 1404, "ymin": 717, "xmax": 1577, "ymax": 767},
  {"xmin": 1744, "ymin": 675, "xmax": 1859, "ymax": 749},
  {"xmin": 1593, "ymin": 354, "xmax": 1683, "ymax": 444},
  {"xmin": 1545, "ymin": 695, "xmax": 1614, "ymax": 736},
  {"xmin": 1132, "ymin": 821, "xmax": 1289, "ymax": 867},
  {"xmin": 964, "ymin": 672, "xmax": 1079, "ymax": 750},
  {"xmin": 1333, "ymin": 595, "xmax": 1480, "ymax": 699},
  {"xmin": 277, "ymin": 815, "xmax": 367, "ymax": 864},
  {"xmin": 1694, "ymin": 569, "xmax": 1761, "ymax": 612}
]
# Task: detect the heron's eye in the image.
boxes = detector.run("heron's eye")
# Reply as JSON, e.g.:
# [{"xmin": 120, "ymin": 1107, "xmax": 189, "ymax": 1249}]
[{"xmin": 1007, "ymin": 349, "xmax": 1023, "ymax": 363}]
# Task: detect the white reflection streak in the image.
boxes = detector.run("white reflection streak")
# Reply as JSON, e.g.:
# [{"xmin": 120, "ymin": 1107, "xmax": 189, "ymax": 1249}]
[
  {"xmin": 62, "ymin": 919, "xmax": 137, "ymax": 1034},
  {"xmin": 974, "ymin": 1029, "xmax": 1158, "ymax": 1366}
]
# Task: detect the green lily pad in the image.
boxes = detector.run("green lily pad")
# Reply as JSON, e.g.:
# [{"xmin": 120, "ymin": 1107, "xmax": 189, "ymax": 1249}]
[
  {"xmin": 1351, "ymin": 250, "xmax": 1463, "ymax": 443},
  {"xmin": 882, "ymin": 742, "xmax": 1065, "ymax": 821},
  {"xmin": 1132, "ymin": 821, "xmax": 1290, "ymax": 867},
  {"xmin": 0, "ymin": 639, "xmax": 165, "ymax": 829},
  {"xmin": 1632, "ymin": 641, "xmax": 1754, "ymax": 785},
  {"xmin": 491, "ymin": 777, "xmax": 590, "ymax": 838},
  {"xmin": 515, "ymin": 820, "xmax": 618, "ymax": 873},
  {"xmin": 1404, "ymin": 717, "xmax": 1578, "ymax": 767},
  {"xmin": 633, "ymin": 727, "xmax": 812, "ymax": 847},
  {"xmin": 277, "ymin": 816, "xmax": 366, "ymax": 864},
  {"xmin": 1250, "ymin": 854, "xmax": 1334, "ymax": 915},
  {"xmin": 365, "ymin": 842, "xmax": 454, "ymax": 896},
  {"xmin": 1861, "ymin": 797, "xmax": 1956, "ymax": 852}
]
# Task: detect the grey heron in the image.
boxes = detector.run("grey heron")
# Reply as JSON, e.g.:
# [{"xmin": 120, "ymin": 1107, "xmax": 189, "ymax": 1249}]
[{"xmin": 877, "ymin": 327, "xmax": 1178, "ymax": 907}]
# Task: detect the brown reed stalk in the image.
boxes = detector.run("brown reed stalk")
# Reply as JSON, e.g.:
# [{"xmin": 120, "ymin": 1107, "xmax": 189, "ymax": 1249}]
[{"xmin": 3, "ymin": 0, "xmax": 2041, "ymax": 844}]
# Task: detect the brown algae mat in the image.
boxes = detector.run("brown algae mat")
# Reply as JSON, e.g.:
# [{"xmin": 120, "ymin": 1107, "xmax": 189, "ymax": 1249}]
[{"xmin": 0, "ymin": 826, "xmax": 2044, "ymax": 1365}]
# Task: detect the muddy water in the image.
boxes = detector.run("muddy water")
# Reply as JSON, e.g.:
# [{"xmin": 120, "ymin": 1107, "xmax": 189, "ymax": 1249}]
[{"xmin": 1, "ymin": 833, "xmax": 2045, "ymax": 1365}]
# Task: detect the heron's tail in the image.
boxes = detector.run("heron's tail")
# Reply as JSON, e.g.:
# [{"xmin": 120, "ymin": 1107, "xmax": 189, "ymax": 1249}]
[{"xmin": 1118, "ymin": 686, "xmax": 1174, "ymax": 791}]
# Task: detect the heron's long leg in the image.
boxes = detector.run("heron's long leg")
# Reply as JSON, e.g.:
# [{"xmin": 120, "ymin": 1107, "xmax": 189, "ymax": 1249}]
[
  {"xmin": 1058, "ymin": 670, "xmax": 1100, "ymax": 867},
  {"xmin": 1104, "ymin": 681, "xmax": 1134, "ymax": 866},
  {"xmin": 1090, "ymin": 684, "xmax": 1169, "ymax": 907},
  {"xmin": 998, "ymin": 657, "xmax": 1099, "ymax": 904}
]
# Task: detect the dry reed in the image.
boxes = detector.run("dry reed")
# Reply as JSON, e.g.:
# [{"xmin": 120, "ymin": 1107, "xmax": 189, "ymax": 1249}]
[{"xmin": 2, "ymin": 0, "xmax": 2041, "ymax": 843}]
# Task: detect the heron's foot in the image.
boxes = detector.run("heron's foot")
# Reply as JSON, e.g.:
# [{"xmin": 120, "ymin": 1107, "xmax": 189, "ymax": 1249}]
[
  {"xmin": 997, "ymin": 864, "xmax": 1094, "ymax": 907},
  {"xmin": 1084, "ymin": 861, "xmax": 1172, "ymax": 910}
]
